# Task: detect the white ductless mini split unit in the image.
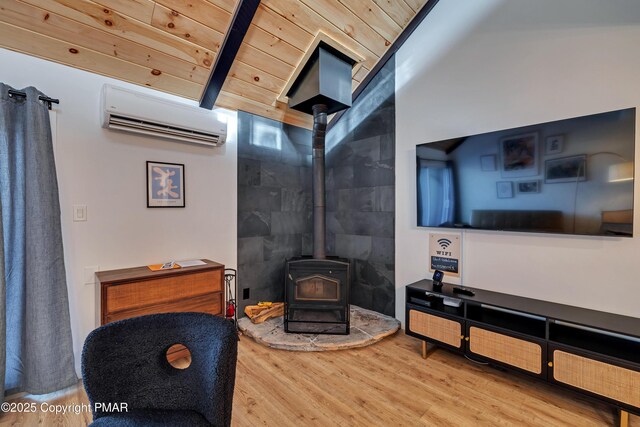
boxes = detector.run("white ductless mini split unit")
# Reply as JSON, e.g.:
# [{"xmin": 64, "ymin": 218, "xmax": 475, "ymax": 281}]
[{"xmin": 101, "ymin": 85, "xmax": 227, "ymax": 146}]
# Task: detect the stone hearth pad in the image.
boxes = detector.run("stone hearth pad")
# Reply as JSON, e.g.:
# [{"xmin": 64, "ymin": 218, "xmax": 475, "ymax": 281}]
[{"xmin": 238, "ymin": 305, "xmax": 400, "ymax": 351}]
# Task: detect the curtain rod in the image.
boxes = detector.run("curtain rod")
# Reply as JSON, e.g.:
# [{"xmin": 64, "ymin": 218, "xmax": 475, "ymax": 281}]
[{"xmin": 7, "ymin": 89, "xmax": 59, "ymax": 110}]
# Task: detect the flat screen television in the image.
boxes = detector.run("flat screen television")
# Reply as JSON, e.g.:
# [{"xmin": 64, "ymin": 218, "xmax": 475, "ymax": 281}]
[{"xmin": 416, "ymin": 108, "xmax": 635, "ymax": 237}]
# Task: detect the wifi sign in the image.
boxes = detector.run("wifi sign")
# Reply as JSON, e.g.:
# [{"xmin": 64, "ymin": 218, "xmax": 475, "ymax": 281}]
[{"xmin": 437, "ymin": 238, "xmax": 452, "ymax": 250}]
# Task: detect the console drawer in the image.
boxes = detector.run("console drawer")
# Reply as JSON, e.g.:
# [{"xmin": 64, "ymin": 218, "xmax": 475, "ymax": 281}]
[
  {"xmin": 552, "ymin": 349, "xmax": 640, "ymax": 409},
  {"xmin": 468, "ymin": 325, "xmax": 544, "ymax": 375},
  {"xmin": 408, "ymin": 309, "xmax": 464, "ymax": 349}
]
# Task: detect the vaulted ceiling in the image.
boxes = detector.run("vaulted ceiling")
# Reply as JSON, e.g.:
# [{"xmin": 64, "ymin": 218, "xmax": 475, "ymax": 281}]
[{"xmin": 0, "ymin": 0, "xmax": 428, "ymax": 128}]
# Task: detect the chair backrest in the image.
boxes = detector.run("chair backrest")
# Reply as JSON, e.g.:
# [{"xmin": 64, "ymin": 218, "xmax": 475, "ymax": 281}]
[{"xmin": 82, "ymin": 312, "xmax": 238, "ymax": 426}]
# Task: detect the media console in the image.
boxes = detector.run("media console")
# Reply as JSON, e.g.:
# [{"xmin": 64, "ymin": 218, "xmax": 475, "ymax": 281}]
[{"xmin": 406, "ymin": 280, "xmax": 640, "ymax": 426}]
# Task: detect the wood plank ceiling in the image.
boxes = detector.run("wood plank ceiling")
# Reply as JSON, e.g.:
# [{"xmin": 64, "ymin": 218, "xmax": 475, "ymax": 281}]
[{"xmin": 0, "ymin": 0, "xmax": 428, "ymax": 128}]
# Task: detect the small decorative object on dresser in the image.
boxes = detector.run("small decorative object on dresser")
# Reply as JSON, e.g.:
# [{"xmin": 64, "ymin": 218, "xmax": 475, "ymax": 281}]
[{"xmin": 147, "ymin": 160, "xmax": 185, "ymax": 207}]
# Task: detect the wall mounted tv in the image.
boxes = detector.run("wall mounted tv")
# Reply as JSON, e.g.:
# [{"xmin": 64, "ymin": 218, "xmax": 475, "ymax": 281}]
[{"xmin": 416, "ymin": 108, "xmax": 635, "ymax": 237}]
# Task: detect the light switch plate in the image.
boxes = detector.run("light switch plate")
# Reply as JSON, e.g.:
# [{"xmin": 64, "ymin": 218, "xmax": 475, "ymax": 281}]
[
  {"xmin": 84, "ymin": 266, "xmax": 99, "ymax": 285},
  {"xmin": 73, "ymin": 204, "xmax": 87, "ymax": 222}
]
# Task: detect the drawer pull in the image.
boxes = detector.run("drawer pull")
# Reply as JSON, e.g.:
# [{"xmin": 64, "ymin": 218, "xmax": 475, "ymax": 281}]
[{"xmin": 548, "ymin": 361, "xmax": 553, "ymax": 367}]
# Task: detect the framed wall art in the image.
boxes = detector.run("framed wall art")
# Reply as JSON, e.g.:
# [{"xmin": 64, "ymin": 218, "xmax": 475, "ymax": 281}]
[
  {"xmin": 545, "ymin": 155, "xmax": 586, "ymax": 184},
  {"xmin": 147, "ymin": 161, "xmax": 185, "ymax": 208},
  {"xmin": 517, "ymin": 180, "xmax": 540, "ymax": 194},
  {"xmin": 480, "ymin": 154, "xmax": 497, "ymax": 171},
  {"xmin": 499, "ymin": 132, "xmax": 539, "ymax": 178},
  {"xmin": 545, "ymin": 134, "xmax": 564, "ymax": 155},
  {"xmin": 496, "ymin": 181, "xmax": 514, "ymax": 199}
]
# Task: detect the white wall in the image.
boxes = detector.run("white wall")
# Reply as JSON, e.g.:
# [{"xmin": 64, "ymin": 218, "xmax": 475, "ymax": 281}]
[
  {"xmin": 0, "ymin": 48, "xmax": 238, "ymax": 376},
  {"xmin": 396, "ymin": 0, "xmax": 640, "ymax": 320}
]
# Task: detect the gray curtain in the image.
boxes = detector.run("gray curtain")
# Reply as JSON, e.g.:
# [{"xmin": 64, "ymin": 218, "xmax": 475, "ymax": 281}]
[
  {"xmin": 0, "ymin": 195, "xmax": 4, "ymax": 401},
  {"xmin": 0, "ymin": 84, "xmax": 76, "ymax": 399}
]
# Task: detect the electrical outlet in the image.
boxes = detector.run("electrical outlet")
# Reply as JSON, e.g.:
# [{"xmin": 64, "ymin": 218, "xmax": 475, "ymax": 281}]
[{"xmin": 242, "ymin": 288, "xmax": 250, "ymax": 300}]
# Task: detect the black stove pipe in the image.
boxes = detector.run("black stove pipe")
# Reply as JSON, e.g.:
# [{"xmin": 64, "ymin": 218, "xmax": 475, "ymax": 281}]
[{"xmin": 312, "ymin": 104, "xmax": 328, "ymax": 259}]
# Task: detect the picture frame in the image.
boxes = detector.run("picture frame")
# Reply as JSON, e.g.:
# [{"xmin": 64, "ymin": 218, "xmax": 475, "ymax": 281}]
[
  {"xmin": 496, "ymin": 181, "xmax": 514, "ymax": 199},
  {"xmin": 499, "ymin": 132, "xmax": 539, "ymax": 178},
  {"xmin": 480, "ymin": 154, "xmax": 497, "ymax": 171},
  {"xmin": 544, "ymin": 155, "xmax": 587, "ymax": 184},
  {"xmin": 516, "ymin": 180, "xmax": 540, "ymax": 194},
  {"xmin": 545, "ymin": 135, "xmax": 564, "ymax": 155},
  {"xmin": 147, "ymin": 161, "xmax": 185, "ymax": 208}
]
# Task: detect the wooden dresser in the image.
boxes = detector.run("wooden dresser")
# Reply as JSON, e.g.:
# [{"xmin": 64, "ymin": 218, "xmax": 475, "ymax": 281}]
[{"xmin": 97, "ymin": 259, "xmax": 225, "ymax": 325}]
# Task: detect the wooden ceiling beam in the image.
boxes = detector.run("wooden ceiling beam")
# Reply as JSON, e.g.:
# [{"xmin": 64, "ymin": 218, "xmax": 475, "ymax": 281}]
[{"xmin": 200, "ymin": 0, "xmax": 261, "ymax": 109}]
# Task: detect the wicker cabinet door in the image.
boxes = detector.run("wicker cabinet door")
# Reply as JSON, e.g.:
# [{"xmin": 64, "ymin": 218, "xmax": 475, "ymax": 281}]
[
  {"xmin": 468, "ymin": 325, "xmax": 544, "ymax": 376},
  {"xmin": 552, "ymin": 349, "xmax": 640, "ymax": 410},
  {"xmin": 408, "ymin": 309, "xmax": 463, "ymax": 349}
]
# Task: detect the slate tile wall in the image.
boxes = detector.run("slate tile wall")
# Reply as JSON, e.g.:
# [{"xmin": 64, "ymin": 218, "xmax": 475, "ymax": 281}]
[
  {"xmin": 237, "ymin": 112, "xmax": 312, "ymax": 314},
  {"xmin": 237, "ymin": 56, "xmax": 395, "ymax": 317},
  {"xmin": 325, "ymin": 56, "xmax": 396, "ymax": 316}
]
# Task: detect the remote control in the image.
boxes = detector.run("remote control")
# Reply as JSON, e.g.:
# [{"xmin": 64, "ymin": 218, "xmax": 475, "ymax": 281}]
[{"xmin": 452, "ymin": 287, "xmax": 475, "ymax": 297}]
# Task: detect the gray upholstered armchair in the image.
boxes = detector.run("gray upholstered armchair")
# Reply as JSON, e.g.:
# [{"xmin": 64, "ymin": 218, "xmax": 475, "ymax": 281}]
[{"xmin": 81, "ymin": 312, "xmax": 238, "ymax": 427}]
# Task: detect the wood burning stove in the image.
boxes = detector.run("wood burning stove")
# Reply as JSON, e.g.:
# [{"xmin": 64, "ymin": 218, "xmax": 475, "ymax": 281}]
[
  {"xmin": 285, "ymin": 257, "xmax": 350, "ymax": 334},
  {"xmin": 284, "ymin": 42, "xmax": 355, "ymax": 335}
]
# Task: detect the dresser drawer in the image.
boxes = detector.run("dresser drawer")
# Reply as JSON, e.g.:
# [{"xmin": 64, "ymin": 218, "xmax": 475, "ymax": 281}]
[
  {"xmin": 106, "ymin": 293, "xmax": 223, "ymax": 323},
  {"xmin": 105, "ymin": 270, "xmax": 222, "ymax": 314}
]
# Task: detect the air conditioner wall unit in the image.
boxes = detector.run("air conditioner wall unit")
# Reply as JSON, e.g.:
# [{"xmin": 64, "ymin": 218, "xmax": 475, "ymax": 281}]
[{"xmin": 101, "ymin": 85, "xmax": 227, "ymax": 146}]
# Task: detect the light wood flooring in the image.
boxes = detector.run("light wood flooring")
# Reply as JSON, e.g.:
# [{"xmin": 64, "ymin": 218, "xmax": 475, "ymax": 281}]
[{"xmin": 0, "ymin": 331, "xmax": 638, "ymax": 426}]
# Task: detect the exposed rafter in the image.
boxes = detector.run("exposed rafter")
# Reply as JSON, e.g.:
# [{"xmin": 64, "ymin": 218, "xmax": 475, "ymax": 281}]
[{"xmin": 200, "ymin": 0, "xmax": 261, "ymax": 109}]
